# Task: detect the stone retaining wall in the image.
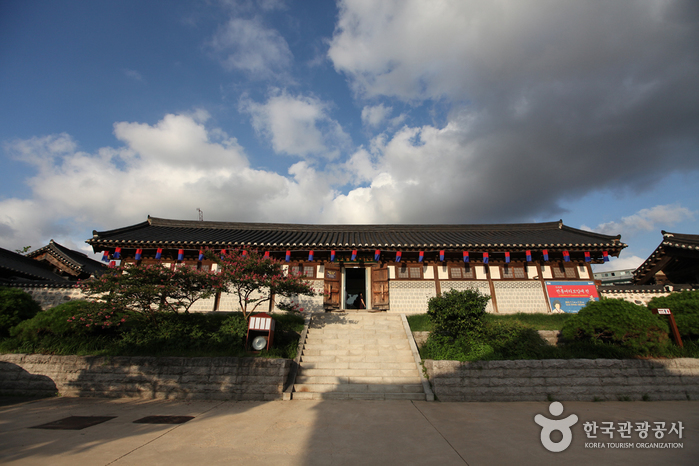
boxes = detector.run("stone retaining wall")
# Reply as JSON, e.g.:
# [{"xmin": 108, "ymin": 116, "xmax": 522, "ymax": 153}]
[
  {"xmin": 0, "ymin": 354, "xmax": 290, "ymax": 401},
  {"xmin": 424, "ymin": 358, "xmax": 699, "ymax": 402}
]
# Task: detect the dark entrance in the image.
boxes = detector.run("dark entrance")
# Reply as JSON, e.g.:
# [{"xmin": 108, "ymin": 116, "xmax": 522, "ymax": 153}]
[{"xmin": 345, "ymin": 267, "xmax": 366, "ymax": 310}]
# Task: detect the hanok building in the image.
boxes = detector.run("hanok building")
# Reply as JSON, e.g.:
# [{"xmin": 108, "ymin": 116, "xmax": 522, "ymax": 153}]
[
  {"xmin": 27, "ymin": 240, "xmax": 107, "ymax": 281},
  {"xmin": 87, "ymin": 216, "xmax": 626, "ymax": 314}
]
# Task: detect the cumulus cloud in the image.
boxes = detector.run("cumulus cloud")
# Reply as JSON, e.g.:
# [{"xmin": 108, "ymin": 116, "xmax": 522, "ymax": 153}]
[
  {"xmin": 361, "ymin": 104, "xmax": 392, "ymax": 128},
  {"xmin": 241, "ymin": 91, "xmax": 351, "ymax": 159},
  {"xmin": 591, "ymin": 255, "xmax": 646, "ymax": 273},
  {"xmin": 585, "ymin": 204, "xmax": 696, "ymax": 237},
  {"xmin": 327, "ymin": 0, "xmax": 699, "ymax": 222},
  {"xmin": 0, "ymin": 113, "xmax": 332, "ymax": 251},
  {"xmin": 210, "ymin": 17, "xmax": 292, "ymax": 79},
  {"xmin": 123, "ymin": 69, "xmax": 143, "ymax": 82}
]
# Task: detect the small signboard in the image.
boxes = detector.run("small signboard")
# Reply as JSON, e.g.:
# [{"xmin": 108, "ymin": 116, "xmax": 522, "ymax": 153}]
[
  {"xmin": 545, "ymin": 281, "xmax": 599, "ymax": 314},
  {"xmin": 656, "ymin": 308, "xmax": 672, "ymax": 315}
]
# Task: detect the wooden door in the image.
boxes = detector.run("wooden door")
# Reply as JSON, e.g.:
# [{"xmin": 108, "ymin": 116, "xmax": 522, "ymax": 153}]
[
  {"xmin": 371, "ymin": 264, "xmax": 390, "ymax": 310},
  {"xmin": 323, "ymin": 265, "xmax": 341, "ymax": 310}
]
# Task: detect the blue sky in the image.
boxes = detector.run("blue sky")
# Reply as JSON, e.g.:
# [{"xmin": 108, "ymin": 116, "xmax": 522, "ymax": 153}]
[{"xmin": 1, "ymin": 0, "xmax": 698, "ymax": 272}]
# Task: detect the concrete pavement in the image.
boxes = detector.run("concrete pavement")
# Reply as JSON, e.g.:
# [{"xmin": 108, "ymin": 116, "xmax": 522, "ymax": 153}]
[{"xmin": 1, "ymin": 397, "xmax": 697, "ymax": 465}]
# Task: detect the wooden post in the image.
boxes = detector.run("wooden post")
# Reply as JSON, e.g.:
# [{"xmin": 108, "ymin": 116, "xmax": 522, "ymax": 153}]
[{"xmin": 651, "ymin": 308, "xmax": 683, "ymax": 347}]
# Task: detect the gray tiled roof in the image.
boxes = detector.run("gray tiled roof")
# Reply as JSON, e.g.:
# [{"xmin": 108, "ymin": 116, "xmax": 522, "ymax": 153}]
[
  {"xmin": 28, "ymin": 240, "xmax": 107, "ymax": 277},
  {"xmin": 0, "ymin": 246, "xmax": 68, "ymax": 284},
  {"xmin": 88, "ymin": 216, "xmax": 625, "ymax": 252}
]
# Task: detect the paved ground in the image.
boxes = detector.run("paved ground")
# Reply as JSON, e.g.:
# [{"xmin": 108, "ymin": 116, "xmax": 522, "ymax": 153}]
[{"xmin": 0, "ymin": 397, "xmax": 697, "ymax": 465}]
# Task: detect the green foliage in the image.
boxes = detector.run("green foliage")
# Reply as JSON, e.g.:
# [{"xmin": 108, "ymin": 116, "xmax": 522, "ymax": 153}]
[
  {"xmin": 427, "ymin": 289, "xmax": 490, "ymax": 337},
  {"xmin": 0, "ymin": 287, "xmax": 42, "ymax": 338},
  {"xmin": 560, "ymin": 299, "xmax": 670, "ymax": 354},
  {"xmin": 647, "ymin": 290, "xmax": 699, "ymax": 340},
  {"xmin": 211, "ymin": 249, "xmax": 315, "ymax": 320}
]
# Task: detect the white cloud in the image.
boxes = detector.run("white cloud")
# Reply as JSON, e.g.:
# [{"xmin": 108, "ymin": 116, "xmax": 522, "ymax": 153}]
[
  {"xmin": 591, "ymin": 255, "xmax": 645, "ymax": 273},
  {"xmin": 361, "ymin": 104, "xmax": 392, "ymax": 128},
  {"xmin": 589, "ymin": 204, "xmax": 696, "ymax": 237},
  {"xmin": 241, "ymin": 91, "xmax": 351, "ymax": 159},
  {"xmin": 210, "ymin": 17, "xmax": 292, "ymax": 79},
  {"xmin": 0, "ymin": 113, "xmax": 332, "ymax": 252},
  {"xmin": 123, "ymin": 69, "xmax": 143, "ymax": 82}
]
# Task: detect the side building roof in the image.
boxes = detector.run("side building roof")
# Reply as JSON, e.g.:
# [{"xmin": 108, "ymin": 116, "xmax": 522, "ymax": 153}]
[
  {"xmin": 88, "ymin": 216, "xmax": 625, "ymax": 259},
  {"xmin": 0, "ymin": 246, "xmax": 70, "ymax": 285},
  {"xmin": 634, "ymin": 231, "xmax": 699, "ymax": 285},
  {"xmin": 27, "ymin": 240, "xmax": 107, "ymax": 277}
]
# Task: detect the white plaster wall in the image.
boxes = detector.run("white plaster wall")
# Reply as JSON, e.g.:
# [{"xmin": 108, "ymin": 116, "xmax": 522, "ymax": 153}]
[
  {"xmin": 423, "ymin": 265, "xmax": 434, "ymax": 279},
  {"xmin": 388, "ymin": 265, "xmax": 396, "ymax": 279},
  {"xmin": 527, "ymin": 266, "xmax": 538, "ymax": 278},
  {"xmin": 541, "ymin": 265, "xmax": 553, "ymax": 279},
  {"xmin": 440, "ymin": 281, "xmax": 495, "ymax": 313},
  {"xmin": 475, "ymin": 266, "xmax": 487, "ymax": 280},
  {"xmin": 489, "ymin": 267, "xmax": 501, "ymax": 279},
  {"xmin": 438, "ymin": 265, "xmax": 449, "ymax": 280},
  {"xmin": 388, "ymin": 281, "xmax": 437, "ymax": 314},
  {"xmin": 599, "ymin": 290, "xmax": 671, "ymax": 306},
  {"xmin": 493, "ymin": 281, "xmax": 549, "ymax": 314},
  {"xmin": 578, "ymin": 265, "xmax": 590, "ymax": 279}
]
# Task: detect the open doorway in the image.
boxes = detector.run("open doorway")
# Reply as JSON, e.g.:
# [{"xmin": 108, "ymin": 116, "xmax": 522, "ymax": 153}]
[{"xmin": 344, "ymin": 267, "xmax": 366, "ymax": 310}]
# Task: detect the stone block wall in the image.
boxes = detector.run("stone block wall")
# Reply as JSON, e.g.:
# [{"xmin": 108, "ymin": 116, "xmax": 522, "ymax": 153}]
[
  {"xmin": 599, "ymin": 289, "xmax": 671, "ymax": 306},
  {"xmin": 0, "ymin": 354, "xmax": 290, "ymax": 401},
  {"xmin": 424, "ymin": 359, "xmax": 699, "ymax": 402},
  {"xmin": 18, "ymin": 286, "xmax": 84, "ymax": 310},
  {"xmin": 388, "ymin": 281, "xmax": 437, "ymax": 314}
]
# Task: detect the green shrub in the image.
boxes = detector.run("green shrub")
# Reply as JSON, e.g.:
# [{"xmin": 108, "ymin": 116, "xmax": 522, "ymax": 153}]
[
  {"xmin": 0, "ymin": 287, "xmax": 42, "ymax": 338},
  {"xmin": 407, "ymin": 314, "xmax": 433, "ymax": 332},
  {"xmin": 561, "ymin": 299, "xmax": 670, "ymax": 354},
  {"xmin": 9, "ymin": 300, "xmax": 113, "ymax": 341},
  {"xmin": 647, "ymin": 290, "xmax": 699, "ymax": 340},
  {"xmin": 427, "ymin": 289, "xmax": 490, "ymax": 337}
]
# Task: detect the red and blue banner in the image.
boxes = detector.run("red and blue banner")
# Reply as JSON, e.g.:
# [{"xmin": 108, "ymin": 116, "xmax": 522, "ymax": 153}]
[
  {"xmin": 264, "ymin": 251, "xmax": 270, "ymax": 259},
  {"xmin": 135, "ymin": 249, "xmax": 142, "ymax": 261},
  {"xmin": 545, "ymin": 281, "xmax": 599, "ymax": 313},
  {"xmin": 178, "ymin": 249, "xmax": 184, "ymax": 261},
  {"xmin": 439, "ymin": 250, "xmax": 445, "ymax": 261},
  {"xmin": 418, "ymin": 251, "xmax": 424, "ymax": 262},
  {"xmin": 543, "ymin": 249, "xmax": 549, "ymax": 261},
  {"xmin": 563, "ymin": 250, "xmax": 570, "ymax": 262},
  {"xmin": 330, "ymin": 250, "xmax": 336, "ymax": 262},
  {"xmin": 351, "ymin": 249, "xmax": 357, "ymax": 261},
  {"xmin": 285, "ymin": 250, "xmax": 291, "ymax": 262},
  {"xmin": 483, "ymin": 252, "xmax": 489, "ymax": 264},
  {"xmin": 526, "ymin": 250, "xmax": 532, "ymax": 262},
  {"xmin": 603, "ymin": 251, "xmax": 609, "ymax": 262},
  {"xmin": 375, "ymin": 250, "xmax": 381, "ymax": 261},
  {"xmin": 220, "ymin": 249, "xmax": 226, "ymax": 259},
  {"xmin": 198, "ymin": 249, "xmax": 204, "ymax": 261},
  {"xmin": 101, "ymin": 251, "xmax": 109, "ymax": 262},
  {"xmin": 114, "ymin": 247, "xmax": 121, "ymax": 259},
  {"xmin": 155, "ymin": 248, "xmax": 163, "ymax": 260},
  {"xmin": 584, "ymin": 251, "xmax": 591, "ymax": 262},
  {"xmin": 109, "ymin": 260, "xmax": 116, "ymax": 268},
  {"xmin": 395, "ymin": 251, "xmax": 402, "ymax": 262},
  {"xmin": 463, "ymin": 251, "xmax": 469, "ymax": 263},
  {"xmin": 308, "ymin": 250, "xmax": 314, "ymax": 261},
  {"xmin": 505, "ymin": 251, "xmax": 510, "ymax": 263}
]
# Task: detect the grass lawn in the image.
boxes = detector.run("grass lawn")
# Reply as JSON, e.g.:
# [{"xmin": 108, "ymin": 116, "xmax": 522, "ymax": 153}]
[{"xmin": 407, "ymin": 312, "xmax": 572, "ymax": 332}]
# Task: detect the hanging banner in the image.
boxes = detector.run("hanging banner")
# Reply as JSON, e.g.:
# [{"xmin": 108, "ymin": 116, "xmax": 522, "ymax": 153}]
[
  {"xmin": 114, "ymin": 247, "xmax": 121, "ymax": 259},
  {"xmin": 155, "ymin": 248, "xmax": 163, "ymax": 260},
  {"xmin": 463, "ymin": 251, "xmax": 469, "ymax": 263},
  {"xmin": 545, "ymin": 281, "xmax": 599, "ymax": 314},
  {"xmin": 375, "ymin": 250, "xmax": 381, "ymax": 261},
  {"xmin": 526, "ymin": 250, "xmax": 532, "ymax": 262},
  {"xmin": 395, "ymin": 251, "xmax": 402, "ymax": 262},
  {"xmin": 505, "ymin": 251, "xmax": 510, "ymax": 263},
  {"xmin": 418, "ymin": 251, "xmax": 424, "ymax": 262},
  {"xmin": 308, "ymin": 250, "xmax": 314, "ymax": 261}
]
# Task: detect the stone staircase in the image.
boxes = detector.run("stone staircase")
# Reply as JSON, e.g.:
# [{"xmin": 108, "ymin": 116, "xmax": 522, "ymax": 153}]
[{"xmin": 292, "ymin": 313, "xmax": 426, "ymax": 400}]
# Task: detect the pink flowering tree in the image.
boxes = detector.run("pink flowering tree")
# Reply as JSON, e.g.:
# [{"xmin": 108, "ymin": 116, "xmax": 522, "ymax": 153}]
[
  {"xmin": 80, "ymin": 263, "xmax": 222, "ymax": 322},
  {"xmin": 211, "ymin": 250, "xmax": 315, "ymax": 321}
]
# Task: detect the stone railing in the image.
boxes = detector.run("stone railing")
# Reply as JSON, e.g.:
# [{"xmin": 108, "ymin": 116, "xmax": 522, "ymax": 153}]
[
  {"xmin": 424, "ymin": 358, "xmax": 699, "ymax": 402},
  {"xmin": 0, "ymin": 354, "xmax": 290, "ymax": 401}
]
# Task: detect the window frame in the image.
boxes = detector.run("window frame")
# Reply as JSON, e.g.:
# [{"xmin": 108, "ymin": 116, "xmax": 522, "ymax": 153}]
[{"xmin": 394, "ymin": 262, "xmax": 424, "ymax": 280}]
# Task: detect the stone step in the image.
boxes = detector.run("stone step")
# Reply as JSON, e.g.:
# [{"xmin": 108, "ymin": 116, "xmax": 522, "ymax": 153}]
[
  {"xmin": 296, "ymin": 375, "xmax": 422, "ymax": 385},
  {"xmin": 300, "ymin": 354, "xmax": 416, "ymax": 363},
  {"xmin": 299, "ymin": 368, "xmax": 420, "ymax": 378},
  {"xmin": 300, "ymin": 348, "xmax": 413, "ymax": 357},
  {"xmin": 293, "ymin": 383, "xmax": 424, "ymax": 394},
  {"xmin": 302, "ymin": 343, "xmax": 411, "ymax": 351},
  {"xmin": 292, "ymin": 391, "xmax": 426, "ymax": 401},
  {"xmin": 299, "ymin": 361, "xmax": 418, "ymax": 370}
]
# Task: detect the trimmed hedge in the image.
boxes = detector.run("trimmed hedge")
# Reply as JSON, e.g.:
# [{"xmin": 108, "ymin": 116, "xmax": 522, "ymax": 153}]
[
  {"xmin": 561, "ymin": 299, "xmax": 670, "ymax": 354},
  {"xmin": 647, "ymin": 290, "xmax": 699, "ymax": 340}
]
